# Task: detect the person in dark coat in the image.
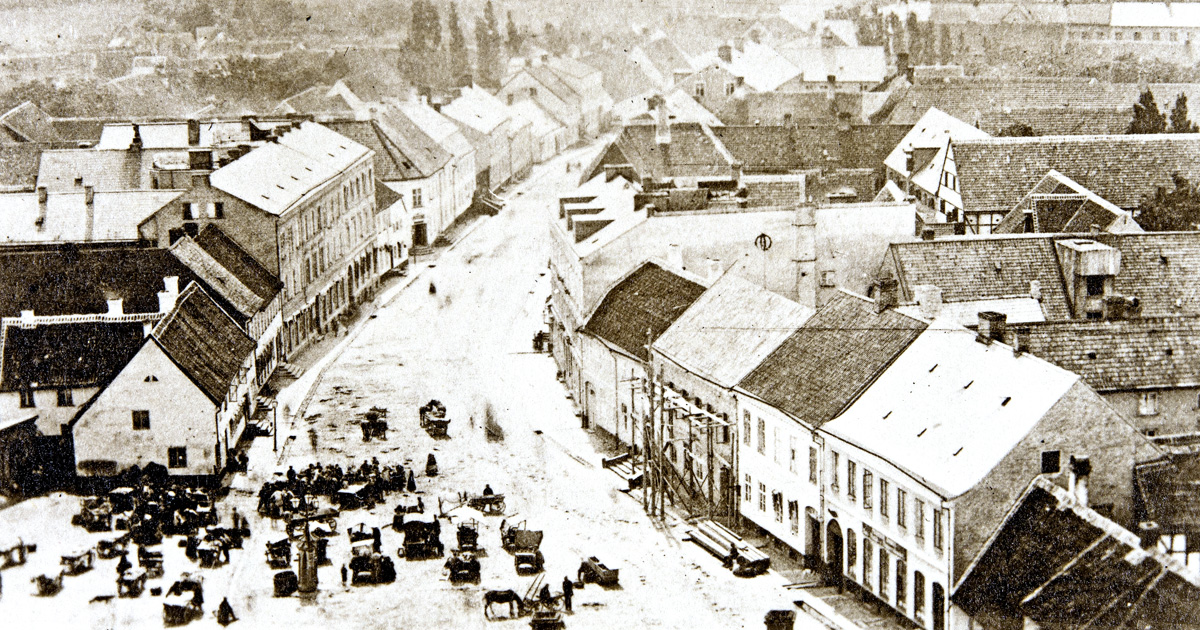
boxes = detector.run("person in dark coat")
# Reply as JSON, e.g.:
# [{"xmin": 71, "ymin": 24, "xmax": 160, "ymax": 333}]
[
  {"xmin": 341, "ymin": 564, "xmax": 348, "ymax": 585},
  {"xmin": 116, "ymin": 553, "xmax": 132, "ymax": 575},
  {"xmin": 217, "ymin": 597, "xmax": 237, "ymax": 626},
  {"xmin": 562, "ymin": 575, "xmax": 574, "ymax": 611},
  {"xmin": 482, "ymin": 484, "xmax": 493, "ymax": 496}
]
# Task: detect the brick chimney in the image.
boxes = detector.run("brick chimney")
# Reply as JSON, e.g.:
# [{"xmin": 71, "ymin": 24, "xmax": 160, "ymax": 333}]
[
  {"xmin": 36, "ymin": 186, "xmax": 47, "ymax": 229},
  {"xmin": 875, "ymin": 277, "xmax": 899, "ymax": 312},
  {"xmin": 187, "ymin": 119, "xmax": 200, "ymax": 146},
  {"xmin": 130, "ymin": 124, "xmax": 143, "ymax": 151},
  {"xmin": 655, "ymin": 99, "xmax": 671, "ymax": 146},
  {"xmin": 106, "ymin": 298, "xmax": 124, "ymax": 316},
  {"xmin": 83, "ymin": 185, "xmax": 95, "ymax": 241},
  {"xmin": 158, "ymin": 276, "xmax": 180, "ymax": 313},
  {"xmin": 976, "ymin": 311, "xmax": 1006, "ymax": 344},
  {"xmin": 718, "ymin": 43, "xmax": 733, "ymax": 64}
]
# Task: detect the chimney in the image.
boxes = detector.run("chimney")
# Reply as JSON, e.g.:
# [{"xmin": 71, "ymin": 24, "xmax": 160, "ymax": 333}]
[
  {"xmin": 826, "ymin": 74, "xmax": 836, "ymax": 102},
  {"xmin": 36, "ymin": 186, "xmax": 47, "ymax": 229},
  {"xmin": 875, "ymin": 277, "xmax": 899, "ymax": 313},
  {"xmin": 655, "ymin": 101, "xmax": 671, "ymax": 146},
  {"xmin": 666, "ymin": 243, "xmax": 683, "ymax": 269},
  {"xmin": 20, "ymin": 309, "xmax": 34, "ymax": 325},
  {"xmin": 130, "ymin": 124, "xmax": 143, "ymax": 151},
  {"xmin": 921, "ymin": 228, "xmax": 935, "ymax": 241},
  {"xmin": 187, "ymin": 119, "xmax": 200, "ymax": 146},
  {"xmin": 1030, "ymin": 280, "xmax": 1043, "ymax": 301},
  {"xmin": 1012, "ymin": 326, "xmax": 1030, "ymax": 356},
  {"xmin": 976, "ymin": 311, "xmax": 1007, "ymax": 344},
  {"xmin": 1138, "ymin": 520, "xmax": 1162, "ymax": 549},
  {"xmin": 897, "ymin": 52, "xmax": 911, "ymax": 82},
  {"xmin": 706, "ymin": 258, "xmax": 721, "ymax": 282},
  {"xmin": 106, "ymin": 298, "xmax": 124, "ymax": 316},
  {"xmin": 718, "ymin": 43, "xmax": 733, "ymax": 64},
  {"xmin": 1068, "ymin": 456, "xmax": 1091, "ymax": 506},
  {"xmin": 83, "ymin": 185, "xmax": 95, "ymax": 241},
  {"xmin": 914, "ymin": 284, "xmax": 943, "ymax": 319},
  {"xmin": 158, "ymin": 276, "xmax": 179, "ymax": 313},
  {"xmin": 733, "ymin": 37, "xmax": 744, "ymax": 52}
]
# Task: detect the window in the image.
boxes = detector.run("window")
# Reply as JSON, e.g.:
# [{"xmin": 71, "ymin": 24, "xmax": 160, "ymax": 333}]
[
  {"xmin": 848, "ymin": 460, "xmax": 857, "ymax": 501},
  {"xmin": 863, "ymin": 470, "xmax": 873, "ymax": 511},
  {"xmin": 880, "ymin": 479, "xmax": 890, "ymax": 521},
  {"xmin": 693, "ymin": 81, "xmax": 706, "ymax": 98},
  {"xmin": 1153, "ymin": 31, "xmax": 1161, "ymax": 41},
  {"xmin": 132, "ymin": 410, "xmax": 150, "ymax": 430},
  {"xmin": 830, "ymin": 451, "xmax": 840, "ymax": 494},
  {"xmin": 56, "ymin": 389, "xmax": 73, "ymax": 407},
  {"xmin": 720, "ymin": 414, "xmax": 730, "ymax": 443},
  {"xmin": 757, "ymin": 419, "xmax": 766, "ymax": 454},
  {"xmin": 168, "ymin": 446, "xmax": 187, "ymax": 468},
  {"xmin": 897, "ymin": 558, "xmax": 907, "ymax": 608},
  {"xmin": 412, "ymin": 188, "xmax": 423, "ymax": 208},
  {"xmin": 19, "ymin": 388, "xmax": 34, "ymax": 408},
  {"xmin": 1042, "ymin": 450, "xmax": 1061, "ymax": 474},
  {"xmin": 773, "ymin": 491, "xmax": 783, "ymax": 522},
  {"xmin": 1086, "ymin": 275, "xmax": 1105, "ymax": 297},
  {"xmin": 1139, "ymin": 392, "xmax": 1160, "ymax": 416},
  {"xmin": 879, "ymin": 548, "xmax": 890, "ymax": 598},
  {"xmin": 933, "ymin": 508, "xmax": 944, "ymax": 553},
  {"xmin": 915, "ymin": 499, "xmax": 925, "ymax": 541},
  {"xmin": 808, "ymin": 447, "xmax": 818, "ymax": 484},
  {"xmin": 1134, "ymin": 31, "xmax": 1142, "ymax": 41},
  {"xmin": 847, "ymin": 530, "xmax": 857, "ymax": 579},
  {"xmin": 788, "ymin": 500, "xmax": 799, "ymax": 535},
  {"xmin": 820, "ymin": 270, "xmax": 836, "ymax": 287},
  {"xmin": 206, "ymin": 202, "xmax": 224, "ymax": 219},
  {"xmin": 758, "ymin": 482, "xmax": 767, "ymax": 512},
  {"xmin": 744, "ymin": 474, "xmax": 752, "ymax": 503},
  {"xmin": 863, "ymin": 538, "xmax": 874, "ymax": 585},
  {"xmin": 773, "ymin": 428, "xmax": 780, "ymax": 463},
  {"xmin": 743, "ymin": 412, "xmax": 751, "ymax": 445},
  {"xmin": 914, "ymin": 571, "xmax": 926, "ymax": 622},
  {"xmin": 183, "ymin": 202, "xmax": 196, "ymax": 220},
  {"xmin": 789, "ymin": 435, "xmax": 797, "ymax": 473},
  {"xmin": 725, "ymin": 81, "xmax": 736, "ymax": 96},
  {"xmin": 897, "ymin": 488, "xmax": 908, "ymax": 529}
]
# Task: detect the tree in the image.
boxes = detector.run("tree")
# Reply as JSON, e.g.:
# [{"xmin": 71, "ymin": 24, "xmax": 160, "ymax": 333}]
[
  {"xmin": 1135, "ymin": 173, "xmax": 1200, "ymax": 231},
  {"xmin": 939, "ymin": 23, "xmax": 952, "ymax": 64},
  {"xmin": 906, "ymin": 13, "xmax": 923, "ymax": 65},
  {"xmin": 1128, "ymin": 88, "xmax": 1167, "ymax": 134},
  {"xmin": 447, "ymin": 3, "xmax": 470, "ymax": 85},
  {"xmin": 474, "ymin": 1, "xmax": 502, "ymax": 89},
  {"xmin": 1170, "ymin": 93, "xmax": 1199, "ymax": 133},
  {"xmin": 998, "ymin": 122, "xmax": 1036, "ymax": 137},
  {"xmin": 506, "ymin": 11, "xmax": 522, "ymax": 56}
]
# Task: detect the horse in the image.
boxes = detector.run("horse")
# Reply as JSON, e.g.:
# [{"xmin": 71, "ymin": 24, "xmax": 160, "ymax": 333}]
[{"xmin": 483, "ymin": 589, "xmax": 524, "ymax": 618}]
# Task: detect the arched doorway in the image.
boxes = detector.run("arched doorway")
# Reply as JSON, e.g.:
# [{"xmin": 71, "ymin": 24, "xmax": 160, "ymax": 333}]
[{"xmin": 826, "ymin": 520, "xmax": 844, "ymax": 590}]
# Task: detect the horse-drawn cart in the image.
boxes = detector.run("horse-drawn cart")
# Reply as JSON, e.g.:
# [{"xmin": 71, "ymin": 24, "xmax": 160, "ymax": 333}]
[
  {"xmin": 457, "ymin": 519, "xmax": 480, "ymax": 551},
  {"xmin": 578, "ymin": 555, "xmax": 619, "ymax": 586},
  {"xmin": 118, "ymin": 567, "xmax": 148, "ymax": 598},
  {"xmin": 399, "ymin": 512, "xmax": 443, "ymax": 560},
  {"xmin": 467, "ymin": 493, "xmax": 506, "ymax": 515},
  {"xmin": 0, "ymin": 537, "xmax": 35, "ymax": 568},
  {"xmin": 61, "ymin": 549, "xmax": 95, "ymax": 575},
  {"xmin": 419, "ymin": 399, "xmax": 451, "ymax": 437},
  {"xmin": 445, "ymin": 550, "xmax": 480, "ymax": 583},
  {"xmin": 360, "ymin": 407, "xmax": 389, "ymax": 442},
  {"xmin": 502, "ymin": 520, "xmax": 545, "ymax": 575}
]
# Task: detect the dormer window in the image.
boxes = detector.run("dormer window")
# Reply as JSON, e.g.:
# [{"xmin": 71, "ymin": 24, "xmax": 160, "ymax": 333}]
[{"xmin": 1085, "ymin": 275, "xmax": 1105, "ymax": 297}]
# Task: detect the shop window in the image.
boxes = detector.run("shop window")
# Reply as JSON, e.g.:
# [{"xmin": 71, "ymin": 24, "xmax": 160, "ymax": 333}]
[{"xmin": 168, "ymin": 446, "xmax": 187, "ymax": 468}]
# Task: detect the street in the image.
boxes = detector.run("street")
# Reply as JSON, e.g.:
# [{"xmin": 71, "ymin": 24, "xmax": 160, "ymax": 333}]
[{"xmin": 0, "ymin": 143, "xmax": 811, "ymax": 630}]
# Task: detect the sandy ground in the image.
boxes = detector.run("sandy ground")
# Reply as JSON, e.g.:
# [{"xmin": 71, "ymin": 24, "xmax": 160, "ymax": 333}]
[{"xmin": 0, "ymin": 143, "xmax": 821, "ymax": 630}]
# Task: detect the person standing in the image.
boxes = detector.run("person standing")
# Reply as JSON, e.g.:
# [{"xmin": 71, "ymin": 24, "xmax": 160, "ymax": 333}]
[
  {"xmin": 562, "ymin": 575, "xmax": 574, "ymax": 612},
  {"xmin": 341, "ymin": 564, "xmax": 348, "ymax": 586}
]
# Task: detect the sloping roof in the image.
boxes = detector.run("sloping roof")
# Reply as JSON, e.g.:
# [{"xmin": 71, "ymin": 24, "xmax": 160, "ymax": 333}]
[
  {"xmin": 389, "ymin": 100, "xmax": 475, "ymax": 158},
  {"xmin": 191, "ymin": 224, "xmax": 278, "ymax": 300},
  {"xmin": 954, "ymin": 134, "xmax": 1200, "ymax": 217},
  {"xmin": 0, "ymin": 321, "xmax": 145, "ymax": 392},
  {"xmin": 323, "ymin": 118, "xmax": 446, "ymax": 181},
  {"xmin": 170, "ymin": 237, "xmax": 265, "ymax": 319},
  {"xmin": 274, "ymin": 84, "xmax": 356, "ymax": 116},
  {"xmin": 725, "ymin": 42, "xmax": 800, "ymax": 92},
  {"xmin": 0, "ymin": 102, "xmax": 62, "ymax": 143},
  {"xmin": 615, "ymin": 89, "xmax": 722, "ymax": 127},
  {"xmin": 825, "ymin": 325, "xmax": 1079, "ymax": 498},
  {"xmin": 0, "ymin": 143, "xmax": 46, "ymax": 190},
  {"xmin": 654, "ymin": 274, "xmax": 813, "ymax": 386},
  {"xmin": 0, "ymin": 190, "xmax": 183, "ymax": 243},
  {"xmin": 954, "ymin": 477, "xmax": 1200, "ymax": 629},
  {"xmin": 883, "ymin": 107, "xmax": 990, "ymax": 190},
  {"xmin": 738, "ymin": 292, "xmax": 927, "ymax": 425},
  {"xmin": 994, "ymin": 170, "xmax": 1140, "ymax": 235},
  {"xmin": 523, "ymin": 66, "xmax": 583, "ymax": 106},
  {"xmin": 0, "ymin": 245, "xmax": 203, "ymax": 318},
  {"xmin": 151, "ymin": 282, "xmax": 254, "ymax": 403},
  {"xmin": 375, "ymin": 108, "xmax": 454, "ymax": 177},
  {"xmin": 440, "ymin": 86, "xmax": 510, "ymax": 136},
  {"xmin": 581, "ymin": 261, "xmax": 706, "ymax": 361},
  {"xmin": 581, "ymin": 51, "xmax": 659, "ymax": 102},
  {"xmin": 639, "ymin": 36, "xmax": 694, "ymax": 80},
  {"xmin": 606, "ymin": 123, "xmax": 733, "ymax": 181},
  {"xmin": 1020, "ymin": 316, "xmax": 1200, "ymax": 392},
  {"xmin": 1092, "ymin": 232, "xmax": 1200, "ymax": 317},
  {"xmin": 889, "ymin": 237, "xmax": 1072, "ymax": 320},
  {"xmin": 979, "ymin": 106, "xmax": 1132, "ymax": 136},
  {"xmin": 209, "ymin": 122, "xmax": 370, "ymax": 215},
  {"xmin": 711, "ymin": 124, "xmax": 911, "ymax": 173},
  {"xmin": 375, "ymin": 177, "xmax": 402, "ymax": 210},
  {"xmin": 508, "ymin": 100, "xmax": 563, "ymax": 138},
  {"xmin": 36, "ymin": 149, "xmax": 142, "ymax": 192},
  {"xmin": 1135, "ymin": 453, "xmax": 1200, "ymax": 532},
  {"xmin": 775, "ymin": 46, "xmax": 887, "ymax": 85}
]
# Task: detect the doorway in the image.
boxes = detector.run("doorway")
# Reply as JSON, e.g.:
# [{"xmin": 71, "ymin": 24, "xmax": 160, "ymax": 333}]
[
  {"xmin": 412, "ymin": 221, "xmax": 428, "ymax": 247},
  {"xmin": 932, "ymin": 582, "xmax": 945, "ymax": 630},
  {"xmin": 805, "ymin": 513, "xmax": 821, "ymax": 568},
  {"xmin": 826, "ymin": 520, "xmax": 844, "ymax": 589}
]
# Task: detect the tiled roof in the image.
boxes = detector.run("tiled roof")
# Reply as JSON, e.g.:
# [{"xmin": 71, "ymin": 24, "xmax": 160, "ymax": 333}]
[
  {"xmin": 49, "ymin": 118, "xmax": 111, "ymax": 145},
  {"xmin": 611, "ymin": 123, "xmax": 733, "ymax": 181},
  {"xmin": 640, "ymin": 37, "xmax": 694, "ymax": 79},
  {"xmin": 954, "ymin": 477, "xmax": 1200, "ymax": 628},
  {"xmin": 581, "ymin": 51, "xmax": 658, "ymax": 102},
  {"xmin": 0, "ymin": 189, "xmax": 184, "ymax": 244},
  {"xmin": 0, "ymin": 321, "xmax": 145, "ymax": 392},
  {"xmin": 979, "ymin": 106, "xmax": 1132, "ymax": 136},
  {"xmin": 953, "ymin": 134, "xmax": 1200, "ymax": 217},
  {"xmin": 1135, "ymin": 453, "xmax": 1200, "ymax": 532},
  {"xmin": 616, "ymin": 89, "xmax": 722, "ymax": 127},
  {"xmin": 275, "ymin": 84, "xmax": 356, "ymax": 116},
  {"xmin": 323, "ymin": 119, "xmax": 446, "ymax": 181},
  {"xmin": 993, "ymin": 170, "xmax": 1135, "ymax": 235},
  {"xmin": 711, "ymin": 124, "xmax": 910, "ymax": 173},
  {"xmin": 374, "ymin": 108, "xmax": 453, "ymax": 177},
  {"xmin": 653, "ymin": 274, "xmax": 813, "ymax": 386},
  {"xmin": 36, "ymin": 149, "xmax": 142, "ymax": 192},
  {"xmin": 375, "ymin": 177, "xmax": 402, "ymax": 211},
  {"xmin": 716, "ymin": 91, "xmax": 865, "ymax": 126},
  {"xmin": 775, "ymin": 46, "xmax": 886, "ymax": 85},
  {"xmin": 737, "ymin": 292, "xmax": 927, "ymax": 426},
  {"xmin": 193, "ymin": 224, "xmax": 280, "ymax": 302},
  {"xmin": 440, "ymin": 86, "xmax": 510, "ymax": 136},
  {"xmin": 1019, "ymin": 316, "xmax": 1200, "ymax": 392},
  {"xmin": 209, "ymin": 122, "xmax": 370, "ymax": 215},
  {"xmin": 0, "ymin": 102, "xmax": 61, "ymax": 143},
  {"xmin": 888, "ymin": 237, "xmax": 1073, "ymax": 319},
  {"xmin": 523, "ymin": 66, "xmax": 583, "ymax": 106},
  {"xmin": 581, "ymin": 261, "xmax": 706, "ymax": 361},
  {"xmin": 151, "ymin": 282, "xmax": 255, "ymax": 403},
  {"xmin": 0, "ymin": 245, "xmax": 202, "ymax": 318},
  {"xmin": 0, "ymin": 143, "xmax": 45, "ymax": 190},
  {"xmin": 1088, "ymin": 232, "xmax": 1200, "ymax": 318}
]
